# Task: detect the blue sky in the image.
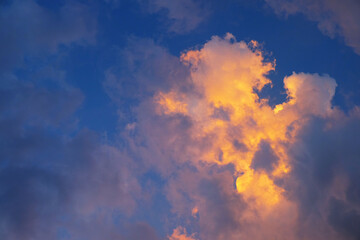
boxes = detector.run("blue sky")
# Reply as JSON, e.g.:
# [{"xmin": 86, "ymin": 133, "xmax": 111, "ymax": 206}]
[{"xmin": 1, "ymin": 0, "xmax": 360, "ymax": 239}]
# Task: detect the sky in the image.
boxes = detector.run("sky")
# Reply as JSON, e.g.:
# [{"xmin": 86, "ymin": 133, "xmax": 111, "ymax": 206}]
[{"xmin": 1, "ymin": 0, "xmax": 360, "ymax": 239}]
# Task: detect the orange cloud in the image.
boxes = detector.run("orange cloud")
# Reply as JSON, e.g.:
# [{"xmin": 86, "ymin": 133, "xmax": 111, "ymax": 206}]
[
  {"xmin": 154, "ymin": 33, "xmax": 340, "ymax": 238},
  {"xmin": 168, "ymin": 227, "xmax": 197, "ymax": 240}
]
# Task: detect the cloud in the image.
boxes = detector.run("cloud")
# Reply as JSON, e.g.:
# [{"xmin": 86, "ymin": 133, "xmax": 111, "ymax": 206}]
[
  {"xmin": 284, "ymin": 109, "xmax": 360, "ymax": 240},
  {"xmin": 2, "ymin": 0, "xmax": 359, "ymax": 235},
  {"xmin": 126, "ymin": 222, "xmax": 160, "ymax": 240},
  {"xmin": 103, "ymin": 37, "xmax": 192, "ymax": 125},
  {"xmin": 328, "ymin": 198, "xmax": 360, "ymax": 239},
  {"xmin": 107, "ymin": 33, "xmax": 359, "ymax": 239},
  {"xmin": 251, "ymin": 140, "xmax": 279, "ymax": 173},
  {"xmin": 168, "ymin": 226, "xmax": 197, "ymax": 240},
  {"xmin": 104, "ymin": 37, "xmax": 190, "ymax": 98},
  {"xmin": 0, "ymin": 0, "xmax": 97, "ymax": 71},
  {"xmin": 149, "ymin": 33, "xmax": 300, "ymax": 239},
  {"xmin": 0, "ymin": 71, "xmax": 144, "ymax": 239},
  {"xmin": 140, "ymin": 0, "xmax": 210, "ymax": 33},
  {"xmin": 0, "ymin": 3, "xmax": 145, "ymax": 236},
  {"xmin": 265, "ymin": 0, "xmax": 360, "ymax": 55},
  {"xmin": 275, "ymin": 72, "xmax": 337, "ymax": 117}
]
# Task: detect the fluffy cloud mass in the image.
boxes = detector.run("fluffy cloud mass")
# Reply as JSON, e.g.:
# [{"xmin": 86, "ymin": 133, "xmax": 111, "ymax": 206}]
[
  {"xmin": 1, "ymin": 0, "xmax": 359, "ymax": 236},
  {"xmin": 1, "ymin": 0, "xmax": 359, "ymax": 238},
  {"xmin": 115, "ymin": 33, "xmax": 359, "ymax": 239}
]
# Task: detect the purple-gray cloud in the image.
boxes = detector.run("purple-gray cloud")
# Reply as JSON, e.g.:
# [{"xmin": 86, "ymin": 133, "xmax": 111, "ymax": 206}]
[
  {"xmin": 139, "ymin": 0, "xmax": 210, "ymax": 33},
  {"xmin": 0, "ymin": 0, "xmax": 97, "ymax": 71},
  {"xmin": 265, "ymin": 0, "xmax": 360, "ymax": 55},
  {"xmin": 284, "ymin": 110, "xmax": 360, "ymax": 240},
  {"xmin": 0, "ymin": 72, "xmax": 144, "ymax": 239}
]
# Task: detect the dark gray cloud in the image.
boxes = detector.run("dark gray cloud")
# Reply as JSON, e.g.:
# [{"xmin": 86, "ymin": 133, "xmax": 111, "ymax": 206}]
[
  {"xmin": 0, "ymin": 2, "xmax": 146, "ymax": 238},
  {"xmin": 328, "ymin": 198, "xmax": 360, "ymax": 240},
  {"xmin": 197, "ymin": 172, "xmax": 246, "ymax": 240},
  {"xmin": 0, "ymin": 167, "xmax": 68, "ymax": 239},
  {"xmin": 284, "ymin": 113, "xmax": 360, "ymax": 240},
  {"xmin": 251, "ymin": 140, "xmax": 279, "ymax": 173},
  {"xmin": 0, "ymin": 76, "xmax": 143, "ymax": 239},
  {"xmin": 164, "ymin": 167, "xmax": 246, "ymax": 240}
]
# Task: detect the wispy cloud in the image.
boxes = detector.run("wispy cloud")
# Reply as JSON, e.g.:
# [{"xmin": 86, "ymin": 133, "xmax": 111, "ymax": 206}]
[
  {"xmin": 265, "ymin": 0, "xmax": 360, "ymax": 54},
  {"xmin": 0, "ymin": 0, "xmax": 97, "ymax": 71},
  {"xmin": 139, "ymin": 0, "xmax": 210, "ymax": 33}
]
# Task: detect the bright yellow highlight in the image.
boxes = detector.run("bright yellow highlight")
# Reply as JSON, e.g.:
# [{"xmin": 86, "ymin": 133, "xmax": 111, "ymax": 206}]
[
  {"xmin": 168, "ymin": 227, "xmax": 197, "ymax": 240},
  {"xmin": 236, "ymin": 170, "xmax": 283, "ymax": 206},
  {"xmin": 155, "ymin": 91, "xmax": 188, "ymax": 115}
]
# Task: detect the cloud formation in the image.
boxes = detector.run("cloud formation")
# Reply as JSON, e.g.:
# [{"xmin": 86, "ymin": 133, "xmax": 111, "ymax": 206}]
[
  {"xmin": 0, "ymin": 64, "xmax": 144, "ymax": 240},
  {"xmin": 0, "ymin": 2, "xmax": 146, "ymax": 239},
  {"xmin": 140, "ymin": 0, "xmax": 210, "ymax": 33},
  {"xmin": 2, "ymin": 0, "xmax": 359, "ymax": 237},
  {"xmin": 265, "ymin": 0, "xmax": 360, "ymax": 55},
  {"xmin": 117, "ymin": 33, "xmax": 359, "ymax": 239}
]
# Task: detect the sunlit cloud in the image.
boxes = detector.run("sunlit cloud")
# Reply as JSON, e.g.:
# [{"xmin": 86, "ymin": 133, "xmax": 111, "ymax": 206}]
[
  {"xmin": 168, "ymin": 227, "xmax": 197, "ymax": 240},
  {"xmin": 137, "ymin": 33, "xmax": 357, "ymax": 239},
  {"xmin": 2, "ymin": 0, "xmax": 359, "ymax": 238}
]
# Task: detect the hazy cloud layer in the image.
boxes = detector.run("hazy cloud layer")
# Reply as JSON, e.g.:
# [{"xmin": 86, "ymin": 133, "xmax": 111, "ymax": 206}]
[
  {"xmin": 0, "ymin": 0, "xmax": 97, "ymax": 71},
  {"xmin": 0, "ymin": 1, "xmax": 146, "ymax": 239},
  {"xmin": 265, "ymin": 0, "xmax": 360, "ymax": 54},
  {"xmin": 0, "ymin": 71, "xmax": 144, "ymax": 239},
  {"xmin": 140, "ymin": 0, "xmax": 210, "ymax": 33}
]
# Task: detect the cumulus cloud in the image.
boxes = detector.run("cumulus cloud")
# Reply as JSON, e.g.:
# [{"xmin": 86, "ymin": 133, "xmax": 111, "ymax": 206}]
[
  {"xmin": 265, "ymin": 0, "xmax": 360, "ymax": 55},
  {"xmin": 2, "ymin": 0, "xmax": 359, "ymax": 236},
  {"xmin": 5, "ymin": 27, "xmax": 352, "ymax": 239},
  {"xmin": 107, "ymin": 33, "xmax": 360, "ymax": 239},
  {"xmin": 148, "ymin": 33, "xmax": 300, "ymax": 239}
]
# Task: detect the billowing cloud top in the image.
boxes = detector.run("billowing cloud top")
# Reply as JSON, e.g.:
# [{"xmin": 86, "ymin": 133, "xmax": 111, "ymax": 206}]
[{"xmin": 148, "ymin": 33, "xmax": 356, "ymax": 239}]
